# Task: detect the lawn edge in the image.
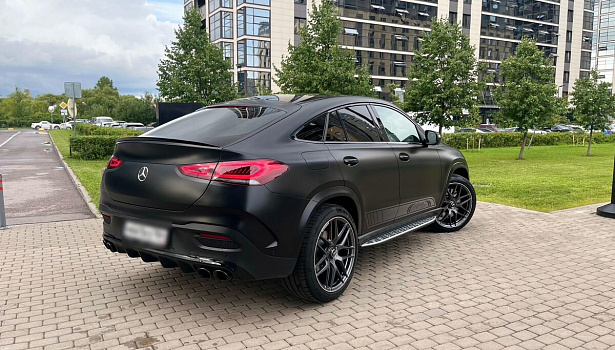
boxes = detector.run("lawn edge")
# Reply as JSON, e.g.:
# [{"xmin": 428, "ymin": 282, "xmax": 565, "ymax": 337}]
[{"xmin": 48, "ymin": 131, "xmax": 102, "ymax": 218}]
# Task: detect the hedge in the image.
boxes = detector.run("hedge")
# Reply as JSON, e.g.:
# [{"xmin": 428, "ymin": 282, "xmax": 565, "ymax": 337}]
[
  {"xmin": 76, "ymin": 123, "xmax": 142, "ymax": 137},
  {"xmin": 69, "ymin": 125, "xmax": 142, "ymax": 160},
  {"xmin": 442, "ymin": 132, "xmax": 615, "ymax": 150}
]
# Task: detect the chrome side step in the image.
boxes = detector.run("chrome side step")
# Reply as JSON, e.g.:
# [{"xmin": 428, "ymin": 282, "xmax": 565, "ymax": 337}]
[{"xmin": 361, "ymin": 216, "xmax": 436, "ymax": 247}]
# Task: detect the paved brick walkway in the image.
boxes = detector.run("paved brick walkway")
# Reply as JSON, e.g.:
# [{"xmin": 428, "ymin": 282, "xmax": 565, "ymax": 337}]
[{"xmin": 1, "ymin": 202, "xmax": 614, "ymax": 350}]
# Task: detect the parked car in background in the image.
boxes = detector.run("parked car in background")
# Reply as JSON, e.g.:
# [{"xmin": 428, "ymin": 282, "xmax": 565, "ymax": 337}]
[
  {"xmin": 59, "ymin": 122, "xmax": 74, "ymax": 130},
  {"xmin": 31, "ymin": 121, "xmax": 60, "ymax": 130},
  {"xmin": 91, "ymin": 116, "xmax": 114, "ymax": 126},
  {"xmin": 102, "ymin": 122, "xmax": 116, "ymax": 127},
  {"xmin": 101, "ymin": 95, "xmax": 476, "ymax": 302},
  {"xmin": 605, "ymin": 124, "xmax": 615, "ymax": 135},
  {"xmin": 76, "ymin": 119, "xmax": 89, "ymax": 124},
  {"xmin": 551, "ymin": 124, "xmax": 572, "ymax": 132},
  {"xmin": 123, "ymin": 122, "xmax": 145, "ymax": 129}
]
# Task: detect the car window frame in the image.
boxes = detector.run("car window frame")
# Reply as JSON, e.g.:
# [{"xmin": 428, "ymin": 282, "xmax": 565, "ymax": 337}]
[
  {"xmin": 292, "ymin": 113, "xmax": 328, "ymax": 143},
  {"xmin": 324, "ymin": 104, "xmax": 384, "ymax": 143},
  {"xmin": 368, "ymin": 104, "xmax": 426, "ymax": 144}
]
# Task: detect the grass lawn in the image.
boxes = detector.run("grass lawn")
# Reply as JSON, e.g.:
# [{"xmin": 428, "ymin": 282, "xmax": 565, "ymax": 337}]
[
  {"xmin": 462, "ymin": 143, "xmax": 615, "ymax": 212},
  {"xmin": 49, "ymin": 129, "xmax": 615, "ymax": 213},
  {"xmin": 49, "ymin": 130, "xmax": 107, "ymax": 207}
]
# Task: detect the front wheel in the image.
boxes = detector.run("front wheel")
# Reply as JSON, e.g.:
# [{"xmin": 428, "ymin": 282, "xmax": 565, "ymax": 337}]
[
  {"xmin": 284, "ymin": 204, "xmax": 358, "ymax": 303},
  {"xmin": 430, "ymin": 175, "xmax": 476, "ymax": 233}
]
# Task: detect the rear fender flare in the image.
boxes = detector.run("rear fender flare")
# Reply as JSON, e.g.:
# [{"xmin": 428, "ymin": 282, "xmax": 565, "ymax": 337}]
[{"xmin": 293, "ymin": 186, "xmax": 362, "ymax": 255}]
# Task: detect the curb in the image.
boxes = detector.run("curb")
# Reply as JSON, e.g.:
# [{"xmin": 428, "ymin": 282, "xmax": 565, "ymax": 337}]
[{"xmin": 48, "ymin": 132, "xmax": 102, "ymax": 218}]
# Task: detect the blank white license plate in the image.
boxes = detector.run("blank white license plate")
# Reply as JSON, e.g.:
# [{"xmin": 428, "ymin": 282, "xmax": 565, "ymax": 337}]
[{"xmin": 123, "ymin": 221, "xmax": 169, "ymax": 247}]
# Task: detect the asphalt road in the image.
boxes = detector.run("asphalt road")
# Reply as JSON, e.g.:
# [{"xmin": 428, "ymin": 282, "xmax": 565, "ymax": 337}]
[{"xmin": 0, "ymin": 129, "xmax": 94, "ymax": 225}]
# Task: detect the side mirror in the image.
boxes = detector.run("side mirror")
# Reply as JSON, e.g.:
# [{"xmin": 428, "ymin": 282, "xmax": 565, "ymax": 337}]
[{"xmin": 424, "ymin": 130, "xmax": 441, "ymax": 146}]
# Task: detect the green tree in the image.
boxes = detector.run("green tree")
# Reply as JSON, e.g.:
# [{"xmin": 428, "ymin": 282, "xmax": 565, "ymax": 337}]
[
  {"xmin": 157, "ymin": 9, "xmax": 238, "ymax": 105},
  {"xmin": 0, "ymin": 87, "xmax": 33, "ymax": 126},
  {"xmin": 274, "ymin": 1, "xmax": 373, "ymax": 96},
  {"xmin": 114, "ymin": 93, "xmax": 156, "ymax": 124},
  {"xmin": 81, "ymin": 84, "xmax": 120, "ymax": 118},
  {"xmin": 404, "ymin": 18, "xmax": 485, "ymax": 134},
  {"xmin": 95, "ymin": 76, "xmax": 116, "ymax": 91},
  {"xmin": 494, "ymin": 38, "xmax": 566, "ymax": 160},
  {"xmin": 571, "ymin": 70, "xmax": 615, "ymax": 156}
]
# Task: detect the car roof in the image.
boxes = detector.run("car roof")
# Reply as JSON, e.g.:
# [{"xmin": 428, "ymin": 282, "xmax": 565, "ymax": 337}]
[{"xmin": 209, "ymin": 94, "xmax": 396, "ymax": 113}]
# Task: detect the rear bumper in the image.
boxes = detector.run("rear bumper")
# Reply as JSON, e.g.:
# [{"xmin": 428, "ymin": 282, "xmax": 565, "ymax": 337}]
[{"xmin": 101, "ymin": 212, "xmax": 297, "ymax": 280}]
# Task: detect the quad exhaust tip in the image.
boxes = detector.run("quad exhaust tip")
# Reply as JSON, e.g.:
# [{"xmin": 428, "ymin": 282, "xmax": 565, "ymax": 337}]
[
  {"xmin": 213, "ymin": 269, "xmax": 230, "ymax": 281},
  {"xmin": 197, "ymin": 268, "xmax": 212, "ymax": 280},
  {"xmin": 103, "ymin": 239, "xmax": 117, "ymax": 252}
]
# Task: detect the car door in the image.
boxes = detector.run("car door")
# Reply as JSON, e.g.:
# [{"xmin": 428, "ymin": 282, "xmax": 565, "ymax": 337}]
[
  {"xmin": 371, "ymin": 105, "xmax": 443, "ymax": 221},
  {"xmin": 324, "ymin": 105, "xmax": 400, "ymax": 234}
]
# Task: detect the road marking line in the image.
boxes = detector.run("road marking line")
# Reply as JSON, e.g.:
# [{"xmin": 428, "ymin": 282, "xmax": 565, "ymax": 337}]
[{"xmin": 0, "ymin": 131, "xmax": 21, "ymax": 148}]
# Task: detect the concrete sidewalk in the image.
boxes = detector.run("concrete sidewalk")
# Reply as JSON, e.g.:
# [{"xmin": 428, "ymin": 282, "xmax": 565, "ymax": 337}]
[{"xmin": 1, "ymin": 202, "xmax": 614, "ymax": 350}]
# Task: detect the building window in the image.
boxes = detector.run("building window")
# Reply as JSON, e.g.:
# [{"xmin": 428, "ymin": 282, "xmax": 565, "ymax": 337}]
[
  {"xmin": 600, "ymin": 28, "xmax": 615, "ymax": 42},
  {"xmin": 294, "ymin": 17, "xmax": 306, "ymax": 34},
  {"xmin": 602, "ymin": 0, "xmax": 615, "ymax": 14},
  {"xmin": 449, "ymin": 12, "xmax": 457, "ymax": 24},
  {"xmin": 598, "ymin": 57, "xmax": 615, "ymax": 70},
  {"xmin": 238, "ymin": 7, "xmax": 270, "ymax": 37},
  {"xmin": 583, "ymin": 11, "xmax": 593, "ymax": 30},
  {"xmin": 241, "ymin": 70, "xmax": 271, "ymax": 96},
  {"xmin": 217, "ymin": 42, "xmax": 233, "ymax": 63},
  {"xmin": 568, "ymin": 10, "xmax": 574, "ymax": 22},
  {"xmin": 238, "ymin": 0, "xmax": 270, "ymax": 5},
  {"xmin": 237, "ymin": 39, "xmax": 270, "ymax": 68},
  {"xmin": 581, "ymin": 52, "xmax": 591, "ymax": 70},
  {"xmin": 209, "ymin": 0, "xmax": 232, "ymax": 12},
  {"xmin": 565, "ymin": 51, "xmax": 571, "ymax": 63},
  {"xmin": 209, "ymin": 11, "xmax": 233, "ymax": 41},
  {"xmin": 584, "ymin": 0, "xmax": 595, "ymax": 10},
  {"xmin": 563, "ymin": 71, "xmax": 570, "ymax": 83},
  {"xmin": 462, "ymin": 14, "xmax": 471, "ymax": 29},
  {"xmin": 566, "ymin": 30, "xmax": 573, "ymax": 42}
]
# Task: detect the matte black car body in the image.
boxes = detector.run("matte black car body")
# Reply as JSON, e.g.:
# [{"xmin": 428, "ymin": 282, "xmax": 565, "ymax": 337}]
[{"xmin": 100, "ymin": 95, "xmax": 473, "ymax": 300}]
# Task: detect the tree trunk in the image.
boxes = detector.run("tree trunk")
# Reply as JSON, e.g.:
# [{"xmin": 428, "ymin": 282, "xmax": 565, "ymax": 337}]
[
  {"xmin": 528, "ymin": 130, "xmax": 535, "ymax": 150},
  {"xmin": 587, "ymin": 127, "xmax": 594, "ymax": 157},
  {"xmin": 518, "ymin": 131, "xmax": 528, "ymax": 160},
  {"xmin": 438, "ymin": 123, "xmax": 443, "ymax": 135}
]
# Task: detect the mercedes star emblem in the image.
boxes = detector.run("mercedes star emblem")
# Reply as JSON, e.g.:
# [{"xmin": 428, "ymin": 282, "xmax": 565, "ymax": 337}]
[{"xmin": 137, "ymin": 167, "xmax": 149, "ymax": 182}]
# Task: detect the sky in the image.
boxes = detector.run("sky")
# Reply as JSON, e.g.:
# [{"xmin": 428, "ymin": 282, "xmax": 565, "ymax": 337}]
[{"xmin": 0, "ymin": 0, "xmax": 184, "ymax": 97}]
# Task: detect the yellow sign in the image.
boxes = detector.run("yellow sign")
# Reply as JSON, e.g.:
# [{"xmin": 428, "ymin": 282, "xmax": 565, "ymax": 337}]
[{"xmin": 60, "ymin": 102, "xmax": 67, "ymax": 109}]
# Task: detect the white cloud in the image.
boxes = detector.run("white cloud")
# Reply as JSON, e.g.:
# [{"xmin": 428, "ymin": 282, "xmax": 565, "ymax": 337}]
[{"xmin": 0, "ymin": 0, "xmax": 181, "ymax": 97}]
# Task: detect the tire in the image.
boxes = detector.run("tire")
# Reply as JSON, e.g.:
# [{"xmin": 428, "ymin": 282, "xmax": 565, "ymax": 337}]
[
  {"xmin": 54, "ymin": 126, "xmax": 60, "ymax": 129},
  {"xmin": 430, "ymin": 175, "xmax": 476, "ymax": 233},
  {"xmin": 283, "ymin": 204, "xmax": 358, "ymax": 303}
]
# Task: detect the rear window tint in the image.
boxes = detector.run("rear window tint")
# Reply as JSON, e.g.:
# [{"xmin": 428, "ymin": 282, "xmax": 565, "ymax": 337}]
[{"xmin": 143, "ymin": 107, "xmax": 286, "ymax": 145}]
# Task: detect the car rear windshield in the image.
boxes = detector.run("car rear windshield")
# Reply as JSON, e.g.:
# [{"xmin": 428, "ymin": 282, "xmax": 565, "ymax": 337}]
[{"xmin": 142, "ymin": 106, "xmax": 287, "ymax": 146}]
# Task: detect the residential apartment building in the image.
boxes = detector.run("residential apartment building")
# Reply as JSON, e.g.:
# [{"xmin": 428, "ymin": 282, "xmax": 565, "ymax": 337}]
[
  {"xmin": 187, "ymin": 0, "xmax": 594, "ymax": 113},
  {"xmin": 595, "ymin": 0, "xmax": 615, "ymax": 89}
]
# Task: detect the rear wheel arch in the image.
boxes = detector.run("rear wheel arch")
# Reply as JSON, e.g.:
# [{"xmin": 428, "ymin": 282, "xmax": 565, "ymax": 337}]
[{"xmin": 294, "ymin": 187, "xmax": 362, "ymax": 254}]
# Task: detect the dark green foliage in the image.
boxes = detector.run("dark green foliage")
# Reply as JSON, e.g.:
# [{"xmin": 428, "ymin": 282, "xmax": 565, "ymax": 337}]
[
  {"xmin": 157, "ymin": 9, "xmax": 239, "ymax": 105},
  {"xmin": 494, "ymin": 38, "xmax": 566, "ymax": 159},
  {"xmin": 443, "ymin": 132, "xmax": 615, "ymax": 150},
  {"xmin": 404, "ymin": 18, "xmax": 485, "ymax": 134},
  {"xmin": 274, "ymin": 1, "xmax": 374, "ymax": 96},
  {"xmin": 70, "ymin": 136, "xmax": 119, "ymax": 160},
  {"xmin": 70, "ymin": 124, "xmax": 142, "ymax": 159},
  {"xmin": 571, "ymin": 70, "xmax": 615, "ymax": 156}
]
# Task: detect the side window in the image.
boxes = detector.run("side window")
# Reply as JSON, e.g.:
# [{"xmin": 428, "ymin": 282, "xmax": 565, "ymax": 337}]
[
  {"xmin": 295, "ymin": 114, "xmax": 326, "ymax": 141},
  {"xmin": 326, "ymin": 112, "xmax": 346, "ymax": 142},
  {"xmin": 372, "ymin": 105, "xmax": 421, "ymax": 143},
  {"xmin": 338, "ymin": 107, "xmax": 381, "ymax": 142}
]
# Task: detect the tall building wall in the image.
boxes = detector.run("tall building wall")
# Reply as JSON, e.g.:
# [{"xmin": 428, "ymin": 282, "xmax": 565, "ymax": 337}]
[{"xmin": 188, "ymin": 0, "xmax": 594, "ymax": 106}]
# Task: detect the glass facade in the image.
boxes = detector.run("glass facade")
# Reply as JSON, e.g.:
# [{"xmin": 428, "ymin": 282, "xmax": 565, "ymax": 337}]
[
  {"xmin": 337, "ymin": 1, "xmax": 437, "ymax": 29},
  {"xmin": 238, "ymin": 7, "xmax": 271, "ymax": 37},
  {"xmin": 209, "ymin": 0, "xmax": 232, "ymax": 12},
  {"xmin": 209, "ymin": 11, "xmax": 233, "ymax": 40},
  {"xmin": 480, "ymin": 15, "xmax": 558, "ymax": 45},
  {"xmin": 237, "ymin": 39, "xmax": 271, "ymax": 68},
  {"xmin": 238, "ymin": 0, "xmax": 270, "ymax": 5},
  {"xmin": 217, "ymin": 42, "xmax": 233, "ymax": 63},
  {"xmin": 481, "ymin": 0, "xmax": 559, "ymax": 23}
]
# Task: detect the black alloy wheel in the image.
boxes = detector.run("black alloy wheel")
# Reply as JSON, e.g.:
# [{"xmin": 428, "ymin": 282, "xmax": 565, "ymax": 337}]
[
  {"xmin": 284, "ymin": 204, "xmax": 358, "ymax": 302},
  {"xmin": 431, "ymin": 175, "xmax": 476, "ymax": 232}
]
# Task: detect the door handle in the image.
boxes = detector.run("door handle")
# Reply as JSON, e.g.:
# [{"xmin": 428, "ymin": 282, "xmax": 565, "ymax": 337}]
[
  {"xmin": 399, "ymin": 153, "xmax": 410, "ymax": 162},
  {"xmin": 343, "ymin": 156, "xmax": 359, "ymax": 166}
]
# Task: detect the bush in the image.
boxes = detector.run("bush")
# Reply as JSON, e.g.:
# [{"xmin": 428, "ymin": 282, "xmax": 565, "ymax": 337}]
[
  {"xmin": 70, "ymin": 136, "xmax": 119, "ymax": 160},
  {"xmin": 442, "ymin": 132, "xmax": 615, "ymax": 150},
  {"xmin": 69, "ymin": 124, "xmax": 141, "ymax": 159},
  {"xmin": 76, "ymin": 123, "xmax": 141, "ymax": 137}
]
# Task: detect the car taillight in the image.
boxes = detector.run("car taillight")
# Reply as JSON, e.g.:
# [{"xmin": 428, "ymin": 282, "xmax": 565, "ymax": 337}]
[
  {"xmin": 178, "ymin": 159, "xmax": 288, "ymax": 185},
  {"xmin": 178, "ymin": 163, "xmax": 216, "ymax": 180},
  {"xmin": 107, "ymin": 157, "xmax": 123, "ymax": 169}
]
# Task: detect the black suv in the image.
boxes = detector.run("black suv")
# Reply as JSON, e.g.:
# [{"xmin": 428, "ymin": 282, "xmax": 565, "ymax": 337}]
[{"xmin": 100, "ymin": 95, "xmax": 475, "ymax": 302}]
